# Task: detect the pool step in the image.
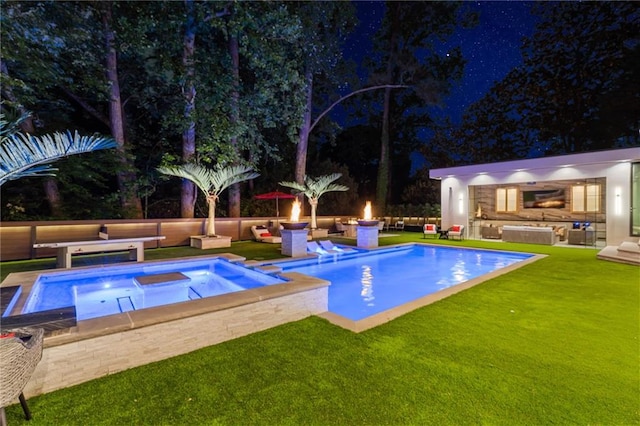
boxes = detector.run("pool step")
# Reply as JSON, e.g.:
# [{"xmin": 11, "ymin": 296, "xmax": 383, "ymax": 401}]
[
  {"xmin": 134, "ymin": 272, "xmax": 191, "ymax": 286},
  {"xmin": 253, "ymin": 265, "xmax": 282, "ymax": 275}
]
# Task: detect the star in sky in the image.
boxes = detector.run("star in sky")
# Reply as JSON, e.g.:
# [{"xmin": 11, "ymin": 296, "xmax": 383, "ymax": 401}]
[
  {"xmin": 345, "ymin": 1, "xmax": 537, "ymax": 124},
  {"xmin": 444, "ymin": 1, "xmax": 536, "ymax": 122}
]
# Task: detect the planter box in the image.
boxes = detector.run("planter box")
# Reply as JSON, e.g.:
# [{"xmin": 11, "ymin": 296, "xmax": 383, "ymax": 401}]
[{"xmin": 190, "ymin": 235, "xmax": 232, "ymax": 249}]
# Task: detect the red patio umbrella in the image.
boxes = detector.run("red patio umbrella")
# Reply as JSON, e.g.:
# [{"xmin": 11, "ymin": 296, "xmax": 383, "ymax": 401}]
[{"xmin": 254, "ymin": 191, "xmax": 296, "ymax": 217}]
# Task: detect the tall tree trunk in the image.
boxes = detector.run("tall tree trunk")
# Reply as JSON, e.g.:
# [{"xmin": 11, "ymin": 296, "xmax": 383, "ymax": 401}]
[
  {"xmin": 103, "ymin": 2, "xmax": 143, "ymax": 218},
  {"xmin": 1, "ymin": 61, "xmax": 64, "ymax": 216},
  {"xmin": 376, "ymin": 87, "xmax": 392, "ymax": 214},
  {"xmin": 293, "ymin": 69, "xmax": 314, "ymax": 216},
  {"xmin": 43, "ymin": 178, "xmax": 63, "ymax": 217},
  {"xmin": 227, "ymin": 30, "xmax": 241, "ymax": 218},
  {"xmin": 375, "ymin": 4, "xmax": 400, "ymax": 216},
  {"xmin": 295, "ymin": 69, "xmax": 314, "ymax": 185},
  {"xmin": 181, "ymin": 0, "xmax": 197, "ymax": 218}
]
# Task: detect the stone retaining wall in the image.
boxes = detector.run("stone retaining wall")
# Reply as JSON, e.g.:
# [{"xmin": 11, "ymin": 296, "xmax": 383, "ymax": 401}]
[{"xmin": 24, "ymin": 284, "xmax": 328, "ymax": 397}]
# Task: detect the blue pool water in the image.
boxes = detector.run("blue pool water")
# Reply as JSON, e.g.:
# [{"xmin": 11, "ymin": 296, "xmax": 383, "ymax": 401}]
[
  {"xmin": 20, "ymin": 245, "xmax": 532, "ymax": 322},
  {"xmin": 274, "ymin": 245, "xmax": 532, "ymax": 320},
  {"xmin": 22, "ymin": 258, "xmax": 286, "ymax": 321}
]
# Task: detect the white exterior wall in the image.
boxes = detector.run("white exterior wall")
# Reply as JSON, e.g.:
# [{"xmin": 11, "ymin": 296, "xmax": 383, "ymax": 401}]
[
  {"xmin": 606, "ymin": 161, "xmax": 632, "ymax": 244},
  {"xmin": 432, "ymin": 148, "xmax": 640, "ymax": 246}
]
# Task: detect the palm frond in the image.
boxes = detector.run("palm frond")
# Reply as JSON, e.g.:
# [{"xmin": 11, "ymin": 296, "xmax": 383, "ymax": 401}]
[
  {"xmin": 158, "ymin": 163, "xmax": 259, "ymax": 197},
  {"xmin": 208, "ymin": 164, "xmax": 260, "ymax": 196},
  {"xmin": 279, "ymin": 180, "xmax": 307, "ymax": 193},
  {"xmin": 0, "ymin": 130, "xmax": 117, "ymax": 186},
  {"xmin": 157, "ymin": 163, "xmax": 214, "ymax": 197},
  {"xmin": 280, "ymin": 173, "xmax": 348, "ymax": 199},
  {"xmin": 305, "ymin": 174, "xmax": 349, "ymax": 197}
]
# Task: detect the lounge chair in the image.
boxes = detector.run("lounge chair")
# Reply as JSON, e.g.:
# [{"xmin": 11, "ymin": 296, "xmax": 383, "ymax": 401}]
[
  {"xmin": 319, "ymin": 240, "xmax": 355, "ymax": 253},
  {"xmin": 449, "ymin": 225, "xmax": 465, "ymax": 240},
  {"xmin": 423, "ymin": 224, "xmax": 438, "ymax": 239},
  {"xmin": 1, "ymin": 327, "xmax": 44, "ymax": 425},
  {"xmin": 250, "ymin": 225, "xmax": 281, "ymax": 244},
  {"xmin": 307, "ymin": 241, "xmax": 337, "ymax": 255}
]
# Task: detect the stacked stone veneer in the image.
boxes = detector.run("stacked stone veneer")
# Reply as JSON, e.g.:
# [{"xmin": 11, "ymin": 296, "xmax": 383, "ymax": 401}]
[{"xmin": 24, "ymin": 284, "xmax": 328, "ymax": 397}]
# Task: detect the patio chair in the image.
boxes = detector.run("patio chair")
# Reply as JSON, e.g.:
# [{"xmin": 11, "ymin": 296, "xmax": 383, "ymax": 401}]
[
  {"xmin": 1, "ymin": 327, "xmax": 44, "ymax": 426},
  {"xmin": 449, "ymin": 225, "xmax": 465, "ymax": 240},
  {"xmin": 250, "ymin": 226, "xmax": 281, "ymax": 244},
  {"xmin": 423, "ymin": 224, "xmax": 438, "ymax": 239},
  {"xmin": 392, "ymin": 220, "xmax": 404, "ymax": 231},
  {"xmin": 319, "ymin": 240, "xmax": 355, "ymax": 253}
]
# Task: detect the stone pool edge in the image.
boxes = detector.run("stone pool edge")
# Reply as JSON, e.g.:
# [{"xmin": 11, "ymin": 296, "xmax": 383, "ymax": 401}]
[
  {"xmin": 4, "ymin": 246, "xmax": 544, "ymax": 397},
  {"xmin": 1, "ymin": 255, "xmax": 329, "ymax": 398},
  {"xmin": 316, "ymin": 251, "xmax": 546, "ymax": 332},
  {"xmin": 252, "ymin": 243, "xmax": 546, "ymax": 333}
]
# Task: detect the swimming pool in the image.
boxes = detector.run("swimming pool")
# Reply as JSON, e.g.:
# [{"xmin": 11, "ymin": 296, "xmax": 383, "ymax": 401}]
[
  {"xmin": 18, "ymin": 244, "xmax": 533, "ymax": 323},
  {"xmin": 20, "ymin": 257, "xmax": 286, "ymax": 321},
  {"xmin": 6, "ymin": 244, "xmax": 538, "ymax": 397},
  {"xmin": 272, "ymin": 244, "xmax": 533, "ymax": 321}
]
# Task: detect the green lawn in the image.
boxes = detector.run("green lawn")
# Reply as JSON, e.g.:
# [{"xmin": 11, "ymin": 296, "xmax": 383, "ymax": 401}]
[{"xmin": 2, "ymin": 233, "xmax": 638, "ymax": 425}]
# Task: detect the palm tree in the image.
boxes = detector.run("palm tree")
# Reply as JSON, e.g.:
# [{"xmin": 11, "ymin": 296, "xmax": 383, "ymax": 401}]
[
  {"xmin": 279, "ymin": 173, "xmax": 348, "ymax": 229},
  {"xmin": 0, "ymin": 113, "xmax": 117, "ymax": 186},
  {"xmin": 157, "ymin": 163, "xmax": 259, "ymax": 237}
]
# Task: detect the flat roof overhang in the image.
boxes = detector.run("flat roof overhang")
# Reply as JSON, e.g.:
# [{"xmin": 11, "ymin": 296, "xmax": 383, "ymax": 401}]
[{"xmin": 429, "ymin": 147, "xmax": 640, "ymax": 180}]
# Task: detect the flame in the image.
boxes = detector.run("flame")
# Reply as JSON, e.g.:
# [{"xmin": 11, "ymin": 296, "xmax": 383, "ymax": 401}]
[
  {"xmin": 290, "ymin": 199, "xmax": 301, "ymax": 222},
  {"xmin": 363, "ymin": 201, "xmax": 372, "ymax": 220}
]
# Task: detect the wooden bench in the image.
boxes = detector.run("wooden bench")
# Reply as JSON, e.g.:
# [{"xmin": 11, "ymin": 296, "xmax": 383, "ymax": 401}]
[{"xmin": 33, "ymin": 236, "xmax": 165, "ymax": 269}]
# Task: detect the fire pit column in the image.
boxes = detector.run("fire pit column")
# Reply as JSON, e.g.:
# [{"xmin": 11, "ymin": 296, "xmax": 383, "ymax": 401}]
[
  {"xmin": 281, "ymin": 199, "xmax": 309, "ymax": 257},
  {"xmin": 356, "ymin": 201, "xmax": 379, "ymax": 248},
  {"xmin": 357, "ymin": 224, "xmax": 379, "ymax": 248},
  {"xmin": 281, "ymin": 229, "xmax": 309, "ymax": 257}
]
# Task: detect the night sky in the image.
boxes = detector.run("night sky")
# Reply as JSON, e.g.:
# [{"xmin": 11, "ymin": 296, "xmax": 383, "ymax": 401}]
[
  {"xmin": 444, "ymin": 1, "xmax": 536, "ymax": 123},
  {"xmin": 345, "ymin": 1, "xmax": 537, "ymax": 123}
]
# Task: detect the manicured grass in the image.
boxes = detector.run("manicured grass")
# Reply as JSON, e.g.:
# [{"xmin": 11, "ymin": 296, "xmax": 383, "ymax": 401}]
[{"xmin": 2, "ymin": 233, "xmax": 638, "ymax": 425}]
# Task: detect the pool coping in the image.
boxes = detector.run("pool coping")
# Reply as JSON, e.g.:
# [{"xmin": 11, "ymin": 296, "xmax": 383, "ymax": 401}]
[
  {"xmin": 1, "ymin": 253, "xmax": 330, "ymax": 348},
  {"xmin": 2, "ymin": 244, "xmax": 545, "ymax": 398},
  {"xmin": 1, "ymin": 244, "xmax": 546, "ymax": 339}
]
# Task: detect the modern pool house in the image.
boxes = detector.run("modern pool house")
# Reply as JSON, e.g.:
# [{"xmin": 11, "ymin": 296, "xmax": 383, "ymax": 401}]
[{"xmin": 429, "ymin": 147, "xmax": 640, "ymax": 248}]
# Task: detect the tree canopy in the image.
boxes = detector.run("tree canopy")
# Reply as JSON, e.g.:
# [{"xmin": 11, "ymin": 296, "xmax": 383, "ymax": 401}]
[
  {"xmin": 1, "ymin": 1, "xmax": 636, "ymax": 221},
  {"xmin": 444, "ymin": 1, "xmax": 639, "ymax": 166}
]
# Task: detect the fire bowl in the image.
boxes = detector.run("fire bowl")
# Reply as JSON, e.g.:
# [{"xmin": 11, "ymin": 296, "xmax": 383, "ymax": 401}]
[
  {"xmin": 281, "ymin": 222, "xmax": 309, "ymax": 230},
  {"xmin": 357, "ymin": 220, "xmax": 379, "ymax": 227}
]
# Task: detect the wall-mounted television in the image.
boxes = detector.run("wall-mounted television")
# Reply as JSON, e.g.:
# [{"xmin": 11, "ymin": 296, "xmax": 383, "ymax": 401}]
[{"xmin": 523, "ymin": 189, "xmax": 565, "ymax": 209}]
